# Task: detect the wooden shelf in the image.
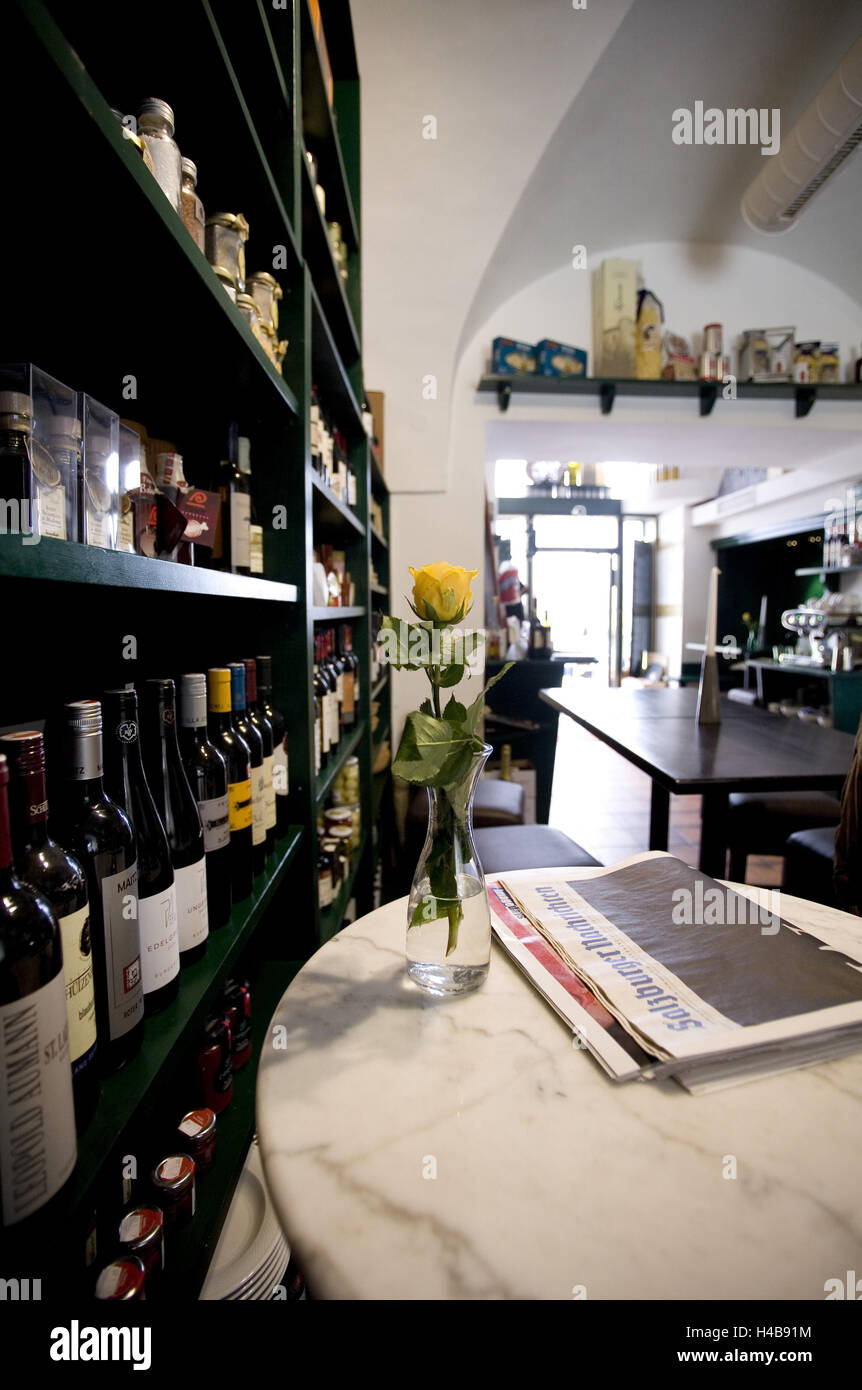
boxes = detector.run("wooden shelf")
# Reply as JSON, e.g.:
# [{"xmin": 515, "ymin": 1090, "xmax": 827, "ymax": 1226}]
[
  {"xmin": 311, "ymin": 470, "xmax": 365, "ymax": 539},
  {"xmin": 319, "ymin": 831, "xmax": 368, "ymax": 942},
  {"xmin": 301, "ymin": 141, "xmax": 360, "ymax": 367},
  {"xmin": 310, "ymin": 283, "xmax": 365, "ymax": 443},
  {"xmin": 299, "ymin": 0, "xmax": 360, "ymax": 251},
  {"xmin": 0, "ymin": 535, "xmax": 299, "ymax": 602},
  {"xmin": 796, "ymin": 564, "xmax": 862, "ymax": 576},
  {"xmin": 371, "ymin": 670, "xmax": 389, "ymax": 700},
  {"xmin": 371, "ymin": 582, "xmax": 388, "ymax": 596},
  {"xmin": 314, "ymin": 723, "xmax": 365, "ymax": 804},
  {"xmin": 478, "ymin": 373, "xmax": 862, "ymax": 418},
  {"xmin": 311, "ymin": 605, "xmax": 366, "ymax": 621},
  {"xmin": 370, "ymin": 524, "xmax": 389, "ymax": 549}
]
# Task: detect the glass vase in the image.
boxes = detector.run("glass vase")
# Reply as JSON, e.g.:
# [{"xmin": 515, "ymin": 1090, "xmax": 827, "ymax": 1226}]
[{"xmin": 406, "ymin": 743, "xmax": 492, "ymax": 996}]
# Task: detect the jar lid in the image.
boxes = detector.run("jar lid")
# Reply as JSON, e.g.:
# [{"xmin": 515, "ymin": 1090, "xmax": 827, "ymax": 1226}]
[
  {"xmin": 0, "ymin": 390, "xmax": 32, "ymax": 418},
  {"xmin": 49, "ymin": 415, "xmax": 82, "ymax": 442},
  {"xmin": 206, "ymin": 212, "xmax": 250, "ymax": 239},
  {"xmin": 324, "ymin": 808, "xmax": 353, "ymax": 822},
  {"xmin": 119, "ymin": 1206, "xmax": 164, "ymax": 1249},
  {"xmin": 138, "ymin": 97, "xmax": 175, "ymax": 133},
  {"xmin": 246, "ymin": 272, "xmax": 283, "ymax": 297},
  {"xmin": 95, "ymin": 1257, "xmax": 146, "ymax": 1300},
  {"xmin": 320, "ymin": 838, "xmax": 338, "ymax": 850},
  {"xmin": 179, "ymin": 1108, "xmax": 216, "ymax": 1142},
  {"xmin": 344, "ymin": 756, "xmax": 359, "ymax": 768},
  {"xmin": 328, "ymin": 825, "xmax": 353, "ymax": 840},
  {"xmin": 152, "ymin": 1154, "xmax": 195, "ymax": 1192},
  {"xmin": 236, "ymin": 292, "xmax": 260, "ymax": 315},
  {"xmin": 212, "ymin": 264, "xmax": 237, "ymax": 286},
  {"xmin": 181, "ymin": 157, "xmax": 198, "ymax": 182}
]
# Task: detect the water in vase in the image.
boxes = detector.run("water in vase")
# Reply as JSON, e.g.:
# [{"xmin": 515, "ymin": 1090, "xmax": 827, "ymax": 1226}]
[{"xmin": 407, "ymin": 872, "xmax": 491, "ymax": 996}]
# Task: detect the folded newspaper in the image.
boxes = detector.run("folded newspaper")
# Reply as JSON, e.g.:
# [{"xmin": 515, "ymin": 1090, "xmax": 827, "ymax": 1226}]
[{"xmin": 491, "ymin": 852, "xmax": 862, "ymax": 1093}]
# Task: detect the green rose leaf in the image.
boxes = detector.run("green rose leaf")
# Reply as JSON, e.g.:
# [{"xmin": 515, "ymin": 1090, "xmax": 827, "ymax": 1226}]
[
  {"xmin": 392, "ymin": 711, "xmax": 486, "ymax": 788},
  {"xmin": 442, "ymin": 697, "xmax": 467, "ymax": 723},
  {"xmin": 437, "ymin": 663, "xmax": 465, "ymax": 688}
]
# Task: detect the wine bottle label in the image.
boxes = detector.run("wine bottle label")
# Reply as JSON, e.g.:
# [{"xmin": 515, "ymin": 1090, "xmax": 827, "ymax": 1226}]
[
  {"xmin": 533, "ymin": 630, "xmax": 543, "ymax": 649},
  {"xmin": 101, "ymin": 862, "xmax": 144, "ymax": 1039},
  {"xmin": 0, "ymin": 970, "xmax": 77, "ymax": 1225},
  {"xmin": 198, "ymin": 793, "xmax": 230, "ymax": 852},
  {"xmin": 117, "ymin": 505, "xmax": 135, "ymax": 553},
  {"xmin": 138, "ymin": 883, "xmax": 180, "ymax": 994},
  {"xmin": 230, "ymin": 492, "xmax": 250, "ymax": 569},
  {"xmin": 325, "ymin": 692, "xmax": 339, "ymax": 750},
  {"xmin": 262, "ymin": 754, "xmax": 276, "ymax": 831},
  {"xmin": 336, "ymin": 673, "xmax": 344, "ymax": 702},
  {"xmin": 58, "ymin": 903, "xmax": 97, "ymax": 1072},
  {"xmin": 342, "ymin": 672, "xmax": 355, "ymax": 717},
  {"xmin": 273, "ymin": 741, "xmax": 289, "ymax": 796},
  {"xmin": 249, "ymin": 525, "xmax": 264, "ymax": 575},
  {"xmin": 314, "ymin": 716, "xmax": 321, "ymax": 774},
  {"xmin": 250, "ymin": 765, "xmax": 266, "ymax": 846},
  {"xmin": 229, "ymin": 778, "xmax": 253, "ymax": 832},
  {"xmin": 37, "ymin": 479, "xmax": 67, "ymax": 540},
  {"xmin": 174, "ymin": 859, "xmax": 209, "ymax": 952}
]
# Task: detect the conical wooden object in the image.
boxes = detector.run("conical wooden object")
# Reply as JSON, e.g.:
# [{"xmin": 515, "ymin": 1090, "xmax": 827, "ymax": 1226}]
[{"xmin": 696, "ymin": 566, "xmax": 721, "ymax": 725}]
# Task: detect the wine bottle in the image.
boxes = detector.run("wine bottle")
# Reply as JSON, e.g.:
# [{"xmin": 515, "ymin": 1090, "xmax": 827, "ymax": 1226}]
[
  {"xmin": 242, "ymin": 659, "xmax": 276, "ymax": 857},
  {"xmin": 324, "ymin": 631, "xmax": 341, "ymax": 753},
  {"xmin": 178, "ymin": 674, "xmax": 231, "ymax": 928},
  {"xmin": 529, "ymin": 597, "xmax": 546, "ymax": 657},
  {"xmin": 312, "ymin": 638, "xmax": 324, "ymax": 775},
  {"xmin": 229, "ymin": 664, "xmax": 265, "ymax": 877},
  {"xmin": 0, "ymin": 731, "xmax": 99, "ymax": 1130},
  {"xmin": 256, "ymin": 656, "xmax": 288, "ymax": 835},
  {"xmin": 330, "ymin": 630, "xmax": 346, "ymax": 735},
  {"xmin": 211, "ymin": 423, "xmax": 250, "ymax": 575},
  {"xmin": 0, "ymin": 753, "xmax": 77, "ymax": 1227},
  {"xmin": 341, "ymin": 627, "xmax": 357, "ymax": 730},
  {"xmin": 143, "ymin": 679, "xmax": 209, "ymax": 965},
  {"xmin": 102, "ymin": 689, "xmax": 180, "ymax": 1014},
  {"xmin": 238, "ymin": 437, "xmax": 264, "ymax": 576},
  {"xmin": 61, "ymin": 701, "xmax": 143, "ymax": 1073},
  {"xmin": 207, "ymin": 669, "xmax": 252, "ymax": 902}
]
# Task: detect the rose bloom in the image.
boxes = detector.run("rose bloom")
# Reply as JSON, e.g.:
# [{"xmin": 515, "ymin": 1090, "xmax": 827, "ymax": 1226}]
[{"xmin": 409, "ymin": 563, "xmax": 478, "ymax": 623}]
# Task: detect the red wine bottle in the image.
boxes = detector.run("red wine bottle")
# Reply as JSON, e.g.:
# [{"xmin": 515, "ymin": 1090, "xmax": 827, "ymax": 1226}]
[
  {"xmin": 102, "ymin": 689, "xmax": 180, "ymax": 1014},
  {"xmin": 207, "ymin": 669, "xmax": 252, "ymax": 902},
  {"xmin": 178, "ymin": 674, "xmax": 231, "ymax": 929},
  {"xmin": 229, "ymin": 664, "xmax": 265, "ymax": 877},
  {"xmin": 143, "ymin": 679, "xmax": 209, "ymax": 965},
  {"xmin": 61, "ymin": 702, "xmax": 143, "ymax": 1073},
  {"xmin": 341, "ymin": 626, "xmax": 358, "ymax": 730},
  {"xmin": 242, "ymin": 659, "xmax": 276, "ymax": 857},
  {"xmin": 0, "ymin": 731, "xmax": 99, "ymax": 1131},
  {"xmin": 0, "ymin": 753, "xmax": 77, "ymax": 1227},
  {"xmin": 256, "ymin": 656, "xmax": 288, "ymax": 837}
]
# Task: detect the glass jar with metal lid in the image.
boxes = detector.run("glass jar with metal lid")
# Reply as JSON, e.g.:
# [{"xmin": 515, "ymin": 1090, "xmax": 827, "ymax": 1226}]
[
  {"xmin": 332, "ymin": 755, "xmax": 360, "ymax": 806},
  {"xmin": 324, "ymin": 807, "xmax": 353, "ymax": 835},
  {"xmin": 236, "ymin": 291, "xmax": 263, "ymax": 341},
  {"xmin": 212, "ymin": 265, "xmax": 237, "ymax": 303},
  {"xmin": 320, "ymin": 838, "xmax": 341, "ymax": 890},
  {"xmin": 95, "ymin": 1256, "xmax": 147, "ymax": 1301},
  {"xmin": 258, "ymin": 322, "xmax": 287, "ymax": 374},
  {"xmin": 205, "ymin": 212, "xmax": 250, "ymax": 291},
  {"xmin": 180, "ymin": 158, "xmax": 206, "ymax": 252},
  {"xmin": 246, "ymin": 272, "xmax": 283, "ymax": 333},
  {"xmin": 327, "ymin": 824, "xmax": 352, "ymax": 880},
  {"xmin": 151, "ymin": 1154, "xmax": 196, "ymax": 1227},
  {"xmin": 110, "ymin": 108, "xmax": 156, "ymax": 176},
  {"xmin": 137, "ymin": 98, "xmax": 182, "ymax": 214},
  {"xmin": 118, "ymin": 1206, "xmax": 165, "ymax": 1279},
  {"xmin": 177, "ymin": 1107, "xmax": 217, "ymax": 1172}
]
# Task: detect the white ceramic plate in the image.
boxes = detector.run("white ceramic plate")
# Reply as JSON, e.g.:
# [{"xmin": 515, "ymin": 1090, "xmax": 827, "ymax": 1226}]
[{"xmin": 200, "ymin": 1142, "xmax": 286, "ymax": 1301}]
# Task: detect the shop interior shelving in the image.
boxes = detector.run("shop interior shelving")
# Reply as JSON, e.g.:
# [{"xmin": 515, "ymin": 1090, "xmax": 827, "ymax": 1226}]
[{"xmin": 2, "ymin": 0, "xmax": 388, "ymax": 1297}]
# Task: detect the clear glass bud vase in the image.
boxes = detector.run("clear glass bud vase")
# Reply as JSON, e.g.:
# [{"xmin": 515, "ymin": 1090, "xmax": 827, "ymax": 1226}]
[{"xmin": 406, "ymin": 743, "xmax": 492, "ymax": 996}]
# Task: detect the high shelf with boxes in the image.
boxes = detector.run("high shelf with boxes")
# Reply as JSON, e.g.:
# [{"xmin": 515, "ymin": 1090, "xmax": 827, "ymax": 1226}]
[{"xmin": 1, "ymin": 0, "xmax": 379, "ymax": 1299}]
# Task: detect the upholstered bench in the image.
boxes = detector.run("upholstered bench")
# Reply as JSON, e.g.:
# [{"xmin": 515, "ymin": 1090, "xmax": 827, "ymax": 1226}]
[
  {"xmin": 726, "ymin": 790, "xmax": 842, "ymax": 881},
  {"xmin": 475, "ymin": 824, "xmax": 600, "ymax": 875},
  {"xmin": 405, "ymin": 778, "xmax": 525, "ymax": 864}
]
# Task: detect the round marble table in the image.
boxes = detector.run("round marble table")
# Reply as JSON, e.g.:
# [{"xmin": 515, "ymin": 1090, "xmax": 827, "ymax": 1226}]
[{"xmin": 256, "ymin": 872, "xmax": 862, "ymax": 1300}]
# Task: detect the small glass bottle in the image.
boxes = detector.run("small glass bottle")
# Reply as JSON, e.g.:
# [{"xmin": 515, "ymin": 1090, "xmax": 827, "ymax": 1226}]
[
  {"xmin": 180, "ymin": 158, "xmax": 206, "ymax": 251},
  {"xmin": 137, "ymin": 99, "xmax": 182, "ymax": 214}
]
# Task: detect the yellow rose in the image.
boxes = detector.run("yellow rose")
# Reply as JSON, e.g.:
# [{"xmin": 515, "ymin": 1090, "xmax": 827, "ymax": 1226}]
[{"xmin": 409, "ymin": 563, "xmax": 478, "ymax": 623}]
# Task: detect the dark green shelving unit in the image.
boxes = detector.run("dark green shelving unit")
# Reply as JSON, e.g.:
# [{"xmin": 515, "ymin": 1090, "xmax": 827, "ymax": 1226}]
[{"xmin": 2, "ymin": 0, "xmax": 389, "ymax": 1299}]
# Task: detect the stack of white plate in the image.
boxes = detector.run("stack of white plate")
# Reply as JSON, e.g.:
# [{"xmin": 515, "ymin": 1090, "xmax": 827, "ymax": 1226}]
[{"xmin": 200, "ymin": 1139, "xmax": 289, "ymax": 1300}]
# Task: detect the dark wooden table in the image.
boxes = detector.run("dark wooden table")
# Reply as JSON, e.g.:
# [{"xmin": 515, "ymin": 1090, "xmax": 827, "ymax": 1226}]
[{"xmin": 540, "ymin": 686, "xmax": 854, "ymax": 876}]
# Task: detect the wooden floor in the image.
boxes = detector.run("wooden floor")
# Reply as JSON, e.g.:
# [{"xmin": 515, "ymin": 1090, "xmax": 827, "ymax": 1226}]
[{"xmin": 548, "ymin": 714, "xmax": 783, "ymax": 886}]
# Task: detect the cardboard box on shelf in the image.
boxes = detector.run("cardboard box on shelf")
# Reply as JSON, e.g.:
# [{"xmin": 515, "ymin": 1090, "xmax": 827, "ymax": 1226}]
[
  {"xmin": 534, "ymin": 339, "xmax": 588, "ymax": 378},
  {"xmin": 592, "ymin": 258, "xmax": 638, "ymax": 377},
  {"xmin": 367, "ymin": 389, "xmax": 384, "ymax": 470},
  {"xmin": 491, "ymin": 337, "xmax": 536, "ymax": 375}
]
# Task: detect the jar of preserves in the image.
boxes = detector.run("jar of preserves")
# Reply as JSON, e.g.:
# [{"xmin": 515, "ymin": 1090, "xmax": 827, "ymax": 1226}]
[
  {"xmin": 177, "ymin": 1107, "xmax": 217, "ymax": 1172},
  {"xmin": 324, "ymin": 807, "xmax": 353, "ymax": 836},
  {"xmin": 246, "ymin": 272, "xmax": 283, "ymax": 333},
  {"xmin": 328, "ymin": 824, "xmax": 352, "ymax": 880},
  {"xmin": 222, "ymin": 979, "xmax": 252, "ymax": 1071},
  {"xmin": 95, "ymin": 1256, "xmax": 147, "ymax": 1300},
  {"xmin": 195, "ymin": 1015, "xmax": 234, "ymax": 1114},
  {"xmin": 137, "ymin": 98, "xmax": 183, "ymax": 214},
  {"xmin": 180, "ymin": 158, "xmax": 206, "ymax": 252},
  {"xmin": 151, "ymin": 1154, "xmax": 196, "ymax": 1228},
  {"xmin": 320, "ymin": 838, "xmax": 341, "ymax": 889},
  {"xmin": 118, "ymin": 1206, "xmax": 165, "ymax": 1280},
  {"xmin": 205, "ymin": 212, "xmax": 250, "ymax": 291}
]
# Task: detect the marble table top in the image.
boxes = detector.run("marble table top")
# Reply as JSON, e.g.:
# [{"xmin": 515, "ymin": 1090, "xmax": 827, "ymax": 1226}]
[{"xmin": 256, "ymin": 872, "xmax": 862, "ymax": 1300}]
